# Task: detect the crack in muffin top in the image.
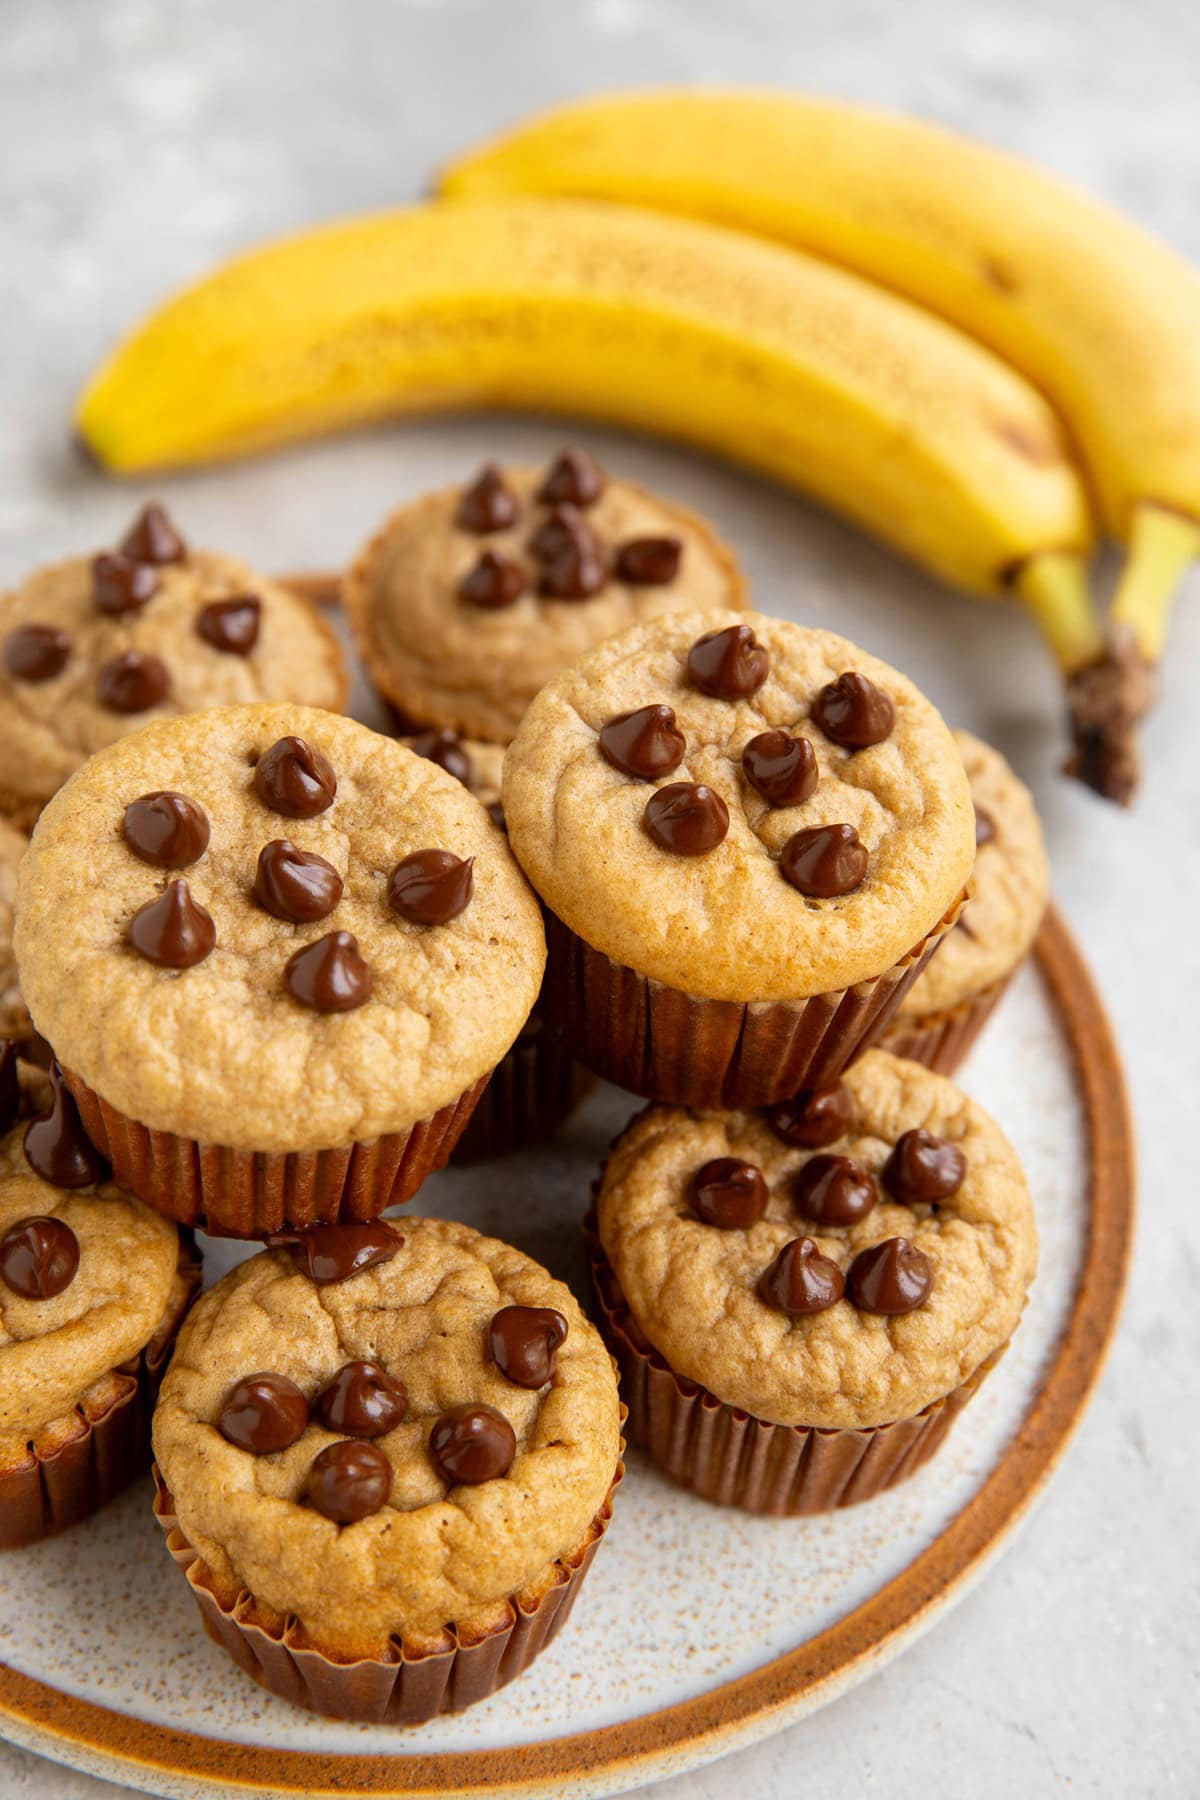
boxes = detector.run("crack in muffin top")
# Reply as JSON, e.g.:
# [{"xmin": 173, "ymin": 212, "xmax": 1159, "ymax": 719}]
[
  {"xmin": 503, "ymin": 612, "xmax": 975, "ymax": 999},
  {"xmin": 596, "ymin": 1049, "xmax": 1036, "ymax": 1429},
  {"xmin": 14, "ymin": 706, "xmax": 546, "ymax": 1151},
  {"xmin": 152, "ymin": 1216, "xmax": 621, "ymax": 1656}
]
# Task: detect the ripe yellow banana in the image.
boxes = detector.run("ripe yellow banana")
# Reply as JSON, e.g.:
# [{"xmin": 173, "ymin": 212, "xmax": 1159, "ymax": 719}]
[
  {"xmin": 444, "ymin": 90, "xmax": 1200, "ymax": 801},
  {"xmin": 77, "ymin": 196, "xmax": 1097, "ymax": 743}
]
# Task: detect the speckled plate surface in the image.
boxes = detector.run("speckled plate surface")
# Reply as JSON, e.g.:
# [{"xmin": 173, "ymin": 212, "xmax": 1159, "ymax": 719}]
[{"xmin": 0, "ymin": 597, "xmax": 1133, "ymax": 1799}]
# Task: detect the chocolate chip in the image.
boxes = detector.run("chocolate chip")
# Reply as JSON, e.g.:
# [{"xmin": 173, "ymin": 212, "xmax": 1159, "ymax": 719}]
[
  {"xmin": 686, "ymin": 624, "xmax": 769, "ymax": 700},
  {"xmin": 528, "ymin": 504, "xmax": 589, "ymax": 565},
  {"xmin": 599, "ymin": 705, "xmax": 686, "ymax": 780},
  {"xmin": 643, "ymin": 781, "xmax": 729, "ymax": 856},
  {"xmin": 4, "ymin": 624, "xmax": 71, "ymax": 682},
  {"xmin": 0, "ymin": 1216, "xmax": 80, "ymax": 1299},
  {"xmin": 689, "ymin": 1157, "xmax": 769, "ymax": 1230},
  {"xmin": 123, "ymin": 791, "xmax": 210, "ymax": 869},
  {"xmin": 615, "ymin": 536, "xmax": 682, "ymax": 585},
  {"xmin": 847, "ymin": 1237, "xmax": 934, "ymax": 1314},
  {"xmin": 306, "ymin": 1439, "xmax": 392, "ymax": 1523},
  {"xmin": 197, "ymin": 595, "xmax": 261, "ymax": 654},
  {"xmin": 759, "ymin": 1237, "xmax": 845, "ymax": 1317},
  {"xmin": 128, "ymin": 879, "xmax": 216, "ymax": 968},
  {"xmin": 388, "ymin": 849, "xmax": 474, "ymax": 924},
  {"xmin": 119, "ymin": 502, "xmax": 186, "ymax": 565},
  {"xmin": 268, "ymin": 1219, "xmax": 402, "ymax": 1283},
  {"xmin": 882, "ymin": 1129, "xmax": 967, "ymax": 1205},
  {"xmin": 974, "ymin": 807, "xmax": 997, "ymax": 848},
  {"xmin": 780, "ymin": 823, "xmax": 868, "ymax": 897},
  {"xmin": 489, "ymin": 1305, "xmax": 569, "ymax": 1388},
  {"xmin": 315, "ymin": 1360, "xmax": 408, "ymax": 1436},
  {"xmin": 253, "ymin": 736, "xmax": 337, "ymax": 818},
  {"xmin": 487, "ymin": 799, "xmax": 507, "ymax": 831},
  {"xmin": 743, "ymin": 731, "xmax": 819, "ymax": 807},
  {"xmin": 537, "ymin": 448, "xmax": 605, "ymax": 507},
  {"xmin": 23, "ymin": 1062, "xmax": 109, "ymax": 1188},
  {"xmin": 93, "ymin": 553, "xmax": 160, "ymax": 615},
  {"xmin": 530, "ymin": 507, "xmax": 608, "ymax": 598},
  {"xmin": 217, "ymin": 1373, "xmax": 309, "ymax": 1454},
  {"xmin": 812, "ymin": 672, "xmax": 895, "ymax": 748},
  {"xmin": 429, "ymin": 1403, "xmax": 516, "ymax": 1485},
  {"xmin": 457, "ymin": 463, "xmax": 518, "ymax": 534},
  {"xmin": 793, "ymin": 1153, "xmax": 879, "ymax": 1226},
  {"xmin": 97, "ymin": 649, "xmax": 170, "ymax": 714},
  {"xmin": 285, "ymin": 930, "xmax": 372, "ymax": 1012},
  {"xmin": 408, "ymin": 728, "xmax": 473, "ymax": 788},
  {"xmin": 458, "ymin": 549, "xmax": 527, "ymax": 608},
  {"xmin": 254, "ymin": 840, "xmax": 343, "ymax": 922},
  {"xmin": 0, "ymin": 1041, "xmax": 18, "ymax": 1136},
  {"xmin": 765, "ymin": 1084, "xmax": 854, "ymax": 1149}
]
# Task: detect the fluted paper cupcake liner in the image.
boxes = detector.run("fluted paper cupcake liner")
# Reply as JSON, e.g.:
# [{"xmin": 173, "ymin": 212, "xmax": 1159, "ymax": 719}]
[
  {"xmin": 880, "ymin": 970, "xmax": 1013, "ymax": 1077},
  {"xmin": 0, "ymin": 1239, "xmax": 201, "ymax": 1549},
  {"xmin": 542, "ymin": 889, "xmax": 968, "ymax": 1110},
  {"xmin": 585, "ymin": 1215, "xmax": 1002, "ymax": 1516},
  {"xmin": 452, "ymin": 1020, "xmax": 595, "ymax": 1163},
  {"xmin": 152, "ymin": 1446, "xmax": 625, "ymax": 1724},
  {"xmin": 62, "ymin": 1068, "xmax": 489, "ymax": 1239}
]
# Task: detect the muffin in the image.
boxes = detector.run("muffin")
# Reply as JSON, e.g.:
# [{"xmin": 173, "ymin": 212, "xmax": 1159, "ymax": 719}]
[
  {"xmin": 152, "ymin": 1215, "xmax": 623, "ymax": 1723},
  {"xmin": 0, "ymin": 819, "xmax": 30, "ymax": 1042},
  {"xmin": 0, "ymin": 1043, "xmax": 200, "ymax": 1547},
  {"xmin": 0, "ymin": 501, "xmax": 348, "ymax": 827},
  {"xmin": 588, "ymin": 1048, "xmax": 1036, "ymax": 1514},
  {"xmin": 344, "ymin": 448, "xmax": 745, "ymax": 744},
  {"xmin": 503, "ymin": 610, "xmax": 975, "ymax": 1107},
  {"xmin": 14, "ymin": 705, "xmax": 546, "ymax": 1236},
  {"xmin": 882, "ymin": 730, "xmax": 1049, "ymax": 1074},
  {"xmin": 404, "ymin": 729, "xmax": 594, "ymax": 1162}
]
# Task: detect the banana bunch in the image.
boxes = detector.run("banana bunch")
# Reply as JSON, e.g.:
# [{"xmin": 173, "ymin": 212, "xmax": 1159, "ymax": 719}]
[
  {"xmin": 78, "ymin": 94, "xmax": 1200, "ymax": 804},
  {"xmin": 443, "ymin": 91, "xmax": 1200, "ymax": 803}
]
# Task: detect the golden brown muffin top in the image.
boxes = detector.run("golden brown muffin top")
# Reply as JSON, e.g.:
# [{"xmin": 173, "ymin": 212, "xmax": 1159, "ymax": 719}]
[
  {"xmin": 15, "ymin": 705, "xmax": 545, "ymax": 1151},
  {"xmin": 345, "ymin": 456, "xmax": 744, "ymax": 744},
  {"xmin": 153, "ymin": 1216, "xmax": 621, "ymax": 1657},
  {"xmin": 0, "ymin": 505, "xmax": 347, "ymax": 826},
  {"xmin": 596, "ymin": 1049, "xmax": 1036, "ymax": 1429},
  {"xmin": 503, "ymin": 611, "xmax": 975, "ymax": 999}
]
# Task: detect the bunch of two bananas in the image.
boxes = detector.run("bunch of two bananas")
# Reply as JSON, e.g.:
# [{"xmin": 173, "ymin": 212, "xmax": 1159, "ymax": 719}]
[{"xmin": 78, "ymin": 92, "xmax": 1200, "ymax": 803}]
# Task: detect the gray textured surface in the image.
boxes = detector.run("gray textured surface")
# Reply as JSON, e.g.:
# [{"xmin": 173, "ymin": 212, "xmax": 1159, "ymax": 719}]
[{"xmin": 1, "ymin": 1, "xmax": 1196, "ymax": 1796}]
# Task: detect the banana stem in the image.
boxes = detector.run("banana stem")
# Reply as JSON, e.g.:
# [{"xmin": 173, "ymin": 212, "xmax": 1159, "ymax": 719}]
[
  {"xmin": 1012, "ymin": 551, "xmax": 1105, "ymax": 673},
  {"xmin": 1110, "ymin": 501, "xmax": 1200, "ymax": 659}
]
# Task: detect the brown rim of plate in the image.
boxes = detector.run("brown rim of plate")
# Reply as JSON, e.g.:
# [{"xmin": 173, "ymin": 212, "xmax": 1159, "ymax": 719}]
[{"xmin": 0, "ymin": 902, "xmax": 1135, "ymax": 1798}]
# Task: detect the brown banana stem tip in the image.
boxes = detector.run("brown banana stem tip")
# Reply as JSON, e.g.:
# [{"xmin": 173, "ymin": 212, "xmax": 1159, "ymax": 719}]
[{"xmin": 1064, "ymin": 624, "xmax": 1157, "ymax": 807}]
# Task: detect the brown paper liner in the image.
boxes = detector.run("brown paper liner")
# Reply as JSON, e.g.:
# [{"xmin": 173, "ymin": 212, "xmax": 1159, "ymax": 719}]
[
  {"xmin": 585, "ymin": 1215, "xmax": 1003, "ymax": 1516},
  {"xmin": 0, "ymin": 1238, "xmax": 202, "ymax": 1549},
  {"xmin": 152, "ymin": 1446, "xmax": 625, "ymax": 1724},
  {"xmin": 61, "ymin": 1068, "xmax": 489, "ymax": 1239},
  {"xmin": 541, "ymin": 888, "xmax": 968, "ymax": 1109},
  {"xmin": 880, "ymin": 971, "xmax": 1013, "ymax": 1077},
  {"xmin": 452, "ymin": 1018, "xmax": 595, "ymax": 1163}
]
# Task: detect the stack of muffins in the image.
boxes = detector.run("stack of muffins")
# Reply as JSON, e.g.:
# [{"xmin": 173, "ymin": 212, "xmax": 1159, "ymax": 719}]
[{"xmin": 0, "ymin": 458, "xmax": 1048, "ymax": 1725}]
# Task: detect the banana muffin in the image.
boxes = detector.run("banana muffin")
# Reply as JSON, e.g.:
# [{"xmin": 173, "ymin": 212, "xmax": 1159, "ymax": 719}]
[
  {"xmin": 0, "ymin": 1044, "xmax": 199, "ymax": 1547},
  {"xmin": 0, "ymin": 502, "xmax": 347, "ymax": 826},
  {"xmin": 883, "ymin": 730, "xmax": 1048, "ymax": 1073},
  {"xmin": 345, "ymin": 448, "xmax": 745, "ymax": 744},
  {"xmin": 588, "ymin": 1047, "xmax": 1036, "ymax": 1513},
  {"xmin": 503, "ymin": 610, "xmax": 975, "ymax": 1107},
  {"xmin": 152, "ymin": 1215, "xmax": 623, "ymax": 1722},
  {"xmin": 14, "ymin": 705, "xmax": 546, "ymax": 1235},
  {"xmin": 0, "ymin": 819, "xmax": 30, "ymax": 1042}
]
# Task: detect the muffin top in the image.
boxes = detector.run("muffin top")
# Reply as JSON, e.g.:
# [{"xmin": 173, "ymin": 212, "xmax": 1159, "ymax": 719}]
[
  {"xmin": 0, "ymin": 1052, "xmax": 182, "ymax": 1444},
  {"xmin": 595, "ymin": 1049, "xmax": 1036, "ymax": 1429},
  {"xmin": 503, "ymin": 611, "xmax": 975, "ymax": 1000},
  {"xmin": 0, "ymin": 503, "xmax": 348, "ymax": 826},
  {"xmin": 345, "ymin": 451, "xmax": 744, "ymax": 744},
  {"xmin": 14, "ymin": 705, "xmax": 546, "ymax": 1152},
  {"xmin": 153, "ymin": 1215, "xmax": 621, "ymax": 1657},
  {"xmin": 0, "ymin": 819, "xmax": 29, "ymax": 1040},
  {"xmin": 897, "ymin": 730, "xmax": 1048, "ymax": 1018}
]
